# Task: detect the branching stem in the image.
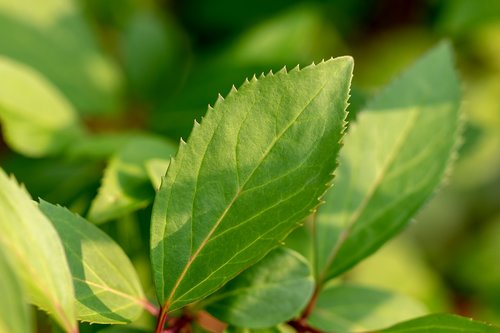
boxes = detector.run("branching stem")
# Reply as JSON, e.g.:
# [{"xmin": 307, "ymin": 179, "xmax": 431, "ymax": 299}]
[{"xmin": 155, "ymin": 307, "xmax": 169, "ymax": 333}]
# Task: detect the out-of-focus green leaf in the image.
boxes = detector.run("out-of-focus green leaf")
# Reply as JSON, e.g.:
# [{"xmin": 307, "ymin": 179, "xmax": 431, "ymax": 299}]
[
  {"xmin": 438, "ymin": 0, "xmax": 500, "ymax": 37},
  {"xmin": 221, "ymin": 4, "xmax": 345, "ymax": 67},
  {"xmin": 151, "ymin": 4, "xmax": 344, "ymax": 140},
  {"xmin": 348, "ymin": 237, "xmax": 450, "ymax": 312},
  {"xmin": 151, "ymin": 57, "xmax": 353, "ymax": 311},
  {"xmin": 224, "ymin": 326, "xmax": 294, "ymax": 333},
  {"xmin": 0, "ymin": 169, "xmax": 76, "ymax": 332},
  {"xmin": 0, "ymin": 56, "xmax": 83, "ymax": 157},
  {"xmin": 98, "ymin": 327, "xmax": 149, "ymax": 333},
  {"xmin": 377, "ymin": 314, "xmax": 499, "ymax": 332},
  {"xmin": 314, "ymin": 43, "xmax": 462, "ymax": 282},
  {"xmin": 308, "ymin": 284, "xmax": 427, "ymax": 332},
  {"xmin": 452, "ymin": 75, "xmax": 500, "ymax": 188},
  {"xmin": 39, "ymin": 201, "xmax": 146, "ymax": 324},
  {"xmin": 145, "ymin": 158, "xmax": 171, "ymax": 190},
  {"xmin": 88, "ymin": 136, "xmax": 177, "ymax": 223},
  {"xmin": 0, "ymin": 0, "xmax": 122, "ymax": 114},
  {"xmin": 69, "ymin": 133, "xmax": 151, "ymax": 161},
  {"xmin": 205, "ymin": 248, "xmax": 314, "ymax": 328},
  {"xmin": 454, "ymin": 215, "xmax": 500, "ymax": 300},
  {"xmin": 1, "ymin": 155, "xmax": 101, "ymax": 210},
  {"xmin": 121, "ymin": 9, "xmax": 189, "ymax": 101},
  {"xmin": 0, "ymin": 248, "xmax": 31, "ymax": 333}
]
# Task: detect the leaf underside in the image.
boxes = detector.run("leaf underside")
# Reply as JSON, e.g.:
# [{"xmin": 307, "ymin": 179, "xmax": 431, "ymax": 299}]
[
  {"xmin": 151, "ymin": 57, "xmax": 353, "ymax": 311},
  {"xmin": 0, "ymin": 169, "xmax": 76, "ymax": 332},
  {"xmin": 314, "ymin": 42, "xmax": 462, "ymax": 282},
  {"xmin": 40, "ymin": 201, "xmax": 146, "ymax": 324}
]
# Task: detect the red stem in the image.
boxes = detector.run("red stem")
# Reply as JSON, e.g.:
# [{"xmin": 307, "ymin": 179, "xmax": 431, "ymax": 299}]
[
  {"xmin": 155, "ymin": 307, "xmax": 169, "ymax": 333},
  {"xmin": 142, "ymin": 300, "xmax": 160, "ymax": 316}
]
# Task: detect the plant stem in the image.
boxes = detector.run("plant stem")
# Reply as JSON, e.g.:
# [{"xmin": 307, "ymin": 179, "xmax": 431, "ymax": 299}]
[
  {"xmin": 301, "ymin": 286, "xmax": 320, "ymax": 320},
  {"xmin": 155, "ymin": 306, "xmax": 169, "ymax": 333},
  {"xmin": 287, "ymin": 319, "xmax": 323, "ymax": 333},
  {"xmin": 142, "ymin": 299, "xmax": 160, "ymax": 316}
]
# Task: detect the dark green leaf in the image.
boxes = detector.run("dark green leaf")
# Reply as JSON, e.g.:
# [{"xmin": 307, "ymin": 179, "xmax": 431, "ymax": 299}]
[
  {"xmin": 205, "ymin": 248, "xmax": 314, "ymax": 328},
  {"xmin": 314, "ymin": 42, "xmax": 462, "ymax": 282},
  {"xmin": 39, "ymin": 201, "xmax": 147, "ymax": 324},
  {"xmin": 308, "ymin": 284, "xmax": 427, "ymax": 332},
  {"xmin": 0, "ymin": 169, "xmax": 76, "ymax": 332},
  {"xmin": 151, "ymin": 57, "xmax": 353, "ymax": 311}
]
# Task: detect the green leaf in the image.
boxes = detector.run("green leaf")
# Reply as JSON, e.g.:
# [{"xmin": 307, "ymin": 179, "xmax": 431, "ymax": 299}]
[
  {"xmin": 347, "ymin": 237, "xmax": 450, "ymax": 312},
  {"xmin": 0, "ymin": 56, "xmax": 84, "ymax": 157},
  {"xmin": 145, "ymin": 158, "xmax": 171, "ymax": 190},
  {"xmin": 0, "ymin": 169, "xmax": 76, "ymax": 332},
  {"xmin": 0, "ymin": 0, "xmax": 122, "ymax": 114},
  {"xmin": 120, "ymin": 9, "xmax": 189, "ymax": 101},
  {"xmin": 377, "ymin": 314, "xmax": 499, "ymax": 332},
  {"xmin": 39, "ymin": 200, "xmax": 147, "ymax": 324},
  {"xmin": 69, "ymin": 133, "xmax": 150, "ymax": 161},
  {"xmin": 308, "ymin": 284, "xmax": 427, "ymax": 332},
  {"xmin": 89, "ymin": 136, "xmax": 177, "ymax": 223},
  {"xmin": 225, "ymin": 326, "xmax": 294, "ymax": 333},
  {"xmin": 151, "ymin": 57, "xmax": 353, "ymax": 311},
  {"xmin": 314, "ymin": 42, "xmax": 462, "ymax": 282},
  {"xmin": 205, "ymin": 248, "xmax": 314, "ymax": 328},
  {"xmin": 98, "ymin": 328, "xmax": 149, "ymax": 333},
  {"xmin": 0, "ymin": 248, "xmax": 31, "ymax": 333}
]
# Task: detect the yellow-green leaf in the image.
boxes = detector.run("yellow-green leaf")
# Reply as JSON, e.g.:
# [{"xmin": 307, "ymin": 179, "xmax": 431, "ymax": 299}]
[
  {"xmin": 40, "ymin": 201, "xmax": 147, "ymax": 324},
  {"xmin": 0, "ymin": 56, "xmax": 83, "ymax": 157},
  {"xmin": 0, "ymin": 169, "xmax": 76, "ymax": 332}
]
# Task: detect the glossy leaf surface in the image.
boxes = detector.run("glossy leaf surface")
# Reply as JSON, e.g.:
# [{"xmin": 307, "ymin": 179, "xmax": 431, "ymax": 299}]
[
  {"xmin": 40, "ymin": 201, "xmax": 146, "ymax": 324},
  {"xmin": 151, "ymin": 57, "xmax": 353, "ymax": 311},
  {"xmin": 0, "ymin": 169, "xmax": 76, "ymax": 332},
  {"xmin": 314, "ymin": 43, "xmax": 462, "ymax": 281},
  {"xmin": 0, "ymin": 56, "xmax": 83, "ymax": 157},
  {"xmin": 308, "ymin": 284, "xmax": 427, "ymax": 332},
  {"xmin": 0, "ymin": 248, "xmax": 31, "ymax": 333},
  {"xmin": 377, "ymin": 314, "xmax": 499, "ymax": 332},
  {"xmin": 89, "ymin": 136, "xmax": 177, "ymax": 223},
  {"xmin": 206, "ymin": 248, "xmax": 314, "ymax": 328}
]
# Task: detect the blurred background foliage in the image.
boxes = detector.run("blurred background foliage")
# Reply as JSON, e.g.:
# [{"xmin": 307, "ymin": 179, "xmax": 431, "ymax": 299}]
[{"xmin": 0, "ymin": 0, "xmax": 499, "ymax": 331}]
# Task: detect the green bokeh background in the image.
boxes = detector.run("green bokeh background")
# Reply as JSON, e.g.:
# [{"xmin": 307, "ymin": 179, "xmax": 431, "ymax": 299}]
[{"xmin": 0, "ymin": 0, "xmax": 499, "ymax": 331}]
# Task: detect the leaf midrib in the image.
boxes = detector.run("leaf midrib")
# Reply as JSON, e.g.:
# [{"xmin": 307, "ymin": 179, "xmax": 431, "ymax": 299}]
[{"xmin": 164, "ymin": 80, "xmax": 328, "ymax": 308}]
